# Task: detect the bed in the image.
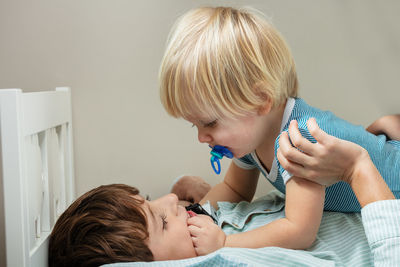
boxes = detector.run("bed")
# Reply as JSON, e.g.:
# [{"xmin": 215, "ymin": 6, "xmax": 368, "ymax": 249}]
[{"xmin": 0, "ymin": 88, "xmax": 75, "ymax": 267}]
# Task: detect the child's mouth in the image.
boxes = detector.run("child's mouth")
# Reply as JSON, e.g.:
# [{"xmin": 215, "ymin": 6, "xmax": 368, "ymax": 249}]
[{"xmin": 187, "ymin": 210, "xmax": 197, "ymax": 218}]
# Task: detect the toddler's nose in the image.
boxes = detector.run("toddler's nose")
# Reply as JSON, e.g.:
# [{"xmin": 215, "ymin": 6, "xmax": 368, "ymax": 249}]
[{"xmin": 198, "ymin": 130, "xmax": 212, "ymax": 143}]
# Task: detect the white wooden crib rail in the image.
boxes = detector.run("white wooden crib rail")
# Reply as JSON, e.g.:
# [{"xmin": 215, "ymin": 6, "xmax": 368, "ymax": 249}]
[{"xmin": 0, "ymin": 88, "xmax": 75, "ymax": 267}]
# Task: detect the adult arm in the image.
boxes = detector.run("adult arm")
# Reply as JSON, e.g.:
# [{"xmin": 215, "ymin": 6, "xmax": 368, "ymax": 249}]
[
  {"xmin": 277, "ymin": 118, "xmax": 398, "ymax": 266},
  {"xmin": 361, "ymin": 200, "xmax": 400, "ymax": 266}
]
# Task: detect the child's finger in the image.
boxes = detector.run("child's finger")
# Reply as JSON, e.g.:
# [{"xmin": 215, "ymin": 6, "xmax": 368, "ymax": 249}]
[
  {"xmin": 187, "ymin": 214, "xmax": 213, "ymax": 227},
  {"xmin": 194, "ymin": 246, "xmax": 206, "ymax": 256},
  {"xmin": 188, "ymin": 225, "xmax": 201, "ymax": 237},
  {"xmin": 191, "ymin": 236, "xmax": 198, "ymax": 245},
  {"xmin": 288, "ymin": 120, "xmax": 316, "ymax": 155},
  {"xmin": 191, "ymin": 237, "xmax": 203, "ymax": 254}
]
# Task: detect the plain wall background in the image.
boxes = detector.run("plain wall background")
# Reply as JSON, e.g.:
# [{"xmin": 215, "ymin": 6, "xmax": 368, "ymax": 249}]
[{"xmin": 1, "ymin": 0, "xmax": 399, "ymax": 263}]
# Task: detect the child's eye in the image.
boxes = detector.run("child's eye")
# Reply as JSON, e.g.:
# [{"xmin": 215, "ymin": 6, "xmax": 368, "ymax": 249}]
[
  {"xmin": 161, "ymin": 213, "xmax": 168, "ymax": 230},
  {"xmin": 204, "ymin": 120, "xmax": 217, "ymax": 128}
]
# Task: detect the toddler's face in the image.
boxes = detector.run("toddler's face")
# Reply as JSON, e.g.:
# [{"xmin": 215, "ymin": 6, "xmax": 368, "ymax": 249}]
[
  {"xmin": 188, "ymin": 111, "xmax": 271, "ymax": 158},
  {"xmin": 140, "ymin": 193, "xmax": 196, "ymax": 260}
]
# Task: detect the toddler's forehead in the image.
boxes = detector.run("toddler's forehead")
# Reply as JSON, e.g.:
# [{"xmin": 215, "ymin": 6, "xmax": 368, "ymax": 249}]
[{"xmin": 186, "ymin": 109, "xmax": 255, "ymax": 123}]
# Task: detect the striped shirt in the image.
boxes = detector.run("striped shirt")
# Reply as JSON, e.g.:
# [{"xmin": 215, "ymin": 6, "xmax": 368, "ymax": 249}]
[{"xmin": 234, "ymin": 98, "xmax": 400, "ymax": 212}]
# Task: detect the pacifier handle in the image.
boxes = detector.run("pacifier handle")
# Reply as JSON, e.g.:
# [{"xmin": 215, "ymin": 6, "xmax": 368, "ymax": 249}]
[
  {"xmin": 210, "ymin": 155, "xmax": 221, "ymax": 175},
  {"xmin": 209, "ymin": 145, "xmax": 232, "ymax": 175}
]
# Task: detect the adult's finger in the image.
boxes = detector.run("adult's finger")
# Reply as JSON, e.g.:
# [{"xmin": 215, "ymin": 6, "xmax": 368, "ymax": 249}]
[
  {"xmin": 279, "ymin": 131, "xmax": 313, "ymax": 166},
  {"xmin": 306, "ymin": 118, "xmax": 331, "ymax": 145},
  {"xmin": 277, "ymin": 148, "xmax": 310, "ymax": 178},
  {"xmin": 287, "ymin": 120, "xmax": 317, "ymax": 155}
]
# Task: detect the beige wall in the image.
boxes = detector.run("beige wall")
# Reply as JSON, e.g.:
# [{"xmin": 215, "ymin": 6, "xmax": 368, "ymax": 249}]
[{"xmin": 1, "ymin": 0, "xmax": 399, "ymax": 263}]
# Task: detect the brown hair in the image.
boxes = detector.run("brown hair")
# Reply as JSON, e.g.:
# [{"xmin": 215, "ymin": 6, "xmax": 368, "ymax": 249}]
[{"xmin": 48, "ymin": 184, "xmax": 153, "ymax": 267}]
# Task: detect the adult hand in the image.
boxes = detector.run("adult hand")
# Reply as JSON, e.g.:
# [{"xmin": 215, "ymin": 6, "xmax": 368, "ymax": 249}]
[
  {"xmin": 366, "ymin": 114, "xmax": 400, "ymax": 140},
  {"xmin": 188, "ymin": 215, "xmax": 226, "ymax": 256},
  {"xmin": 277, "ymin": 118, "xmax": 369, "ymax": 186},
  {"xmin": 171, "ymin": 176, "xmax": 211, "ymax": 203}
]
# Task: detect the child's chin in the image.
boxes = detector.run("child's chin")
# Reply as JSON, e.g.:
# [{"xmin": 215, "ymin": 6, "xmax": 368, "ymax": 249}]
[{"xmin": 232, "ymin": 150, "xmax": 245, "ymax": 158}]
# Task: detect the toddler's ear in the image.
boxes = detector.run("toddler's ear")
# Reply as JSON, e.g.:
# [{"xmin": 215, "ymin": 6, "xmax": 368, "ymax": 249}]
[
  {"xmin": 253, "ymin": 81, "xmax": 272, "ymax": 115},
  {"xmin": 257, "ymin": 98, "xmax": 272, "ymax": 115}
]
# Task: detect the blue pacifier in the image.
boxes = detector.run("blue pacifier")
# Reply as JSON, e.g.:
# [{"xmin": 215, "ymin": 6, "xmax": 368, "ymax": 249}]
[{"xmin": 209, "ymin": 145, "xmax": 233, "ymax": 175}]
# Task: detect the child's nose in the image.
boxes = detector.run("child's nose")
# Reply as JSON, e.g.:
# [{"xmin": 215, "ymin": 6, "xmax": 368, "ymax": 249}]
[
  {"xmin": 198, "ymin": 129, "xmax": 212, "ymax": 143},
  {"xmin": 165, "ymin": 193, "xmax": 179, "ymax": 214},
  {"xmin": 166, "ymin": 193, "xmax": 179, "ymax": 204}
]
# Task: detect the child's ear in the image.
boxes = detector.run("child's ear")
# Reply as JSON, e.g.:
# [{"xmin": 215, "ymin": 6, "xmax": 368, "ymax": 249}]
[{"xmin": 257, "ymin": 98, "xmax": 273, "ymax": 115}]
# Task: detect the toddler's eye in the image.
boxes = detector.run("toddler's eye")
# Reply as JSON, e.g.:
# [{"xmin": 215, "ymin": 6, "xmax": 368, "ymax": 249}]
[{"xmin": 204, "ymin": 120, "xmax": 217, "ymax": 128}]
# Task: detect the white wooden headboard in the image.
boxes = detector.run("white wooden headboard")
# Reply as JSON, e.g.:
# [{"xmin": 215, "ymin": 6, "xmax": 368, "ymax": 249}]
[{"xmin": 0, "ymin": 87, "xmax": 75, "ymax": 267}]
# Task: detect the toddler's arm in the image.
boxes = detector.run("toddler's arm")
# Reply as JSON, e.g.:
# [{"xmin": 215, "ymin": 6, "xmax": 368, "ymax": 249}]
[
  {"xmin": 199, "ymin": 162, "xmax": 260, "ymax": 209},
  {"xmin": 189, "ymin": 175, "xmax": 325, "ymax": 255},
  {"xmin": 224, "ymin": 176, "xmax": 324, "ymax": 250}
]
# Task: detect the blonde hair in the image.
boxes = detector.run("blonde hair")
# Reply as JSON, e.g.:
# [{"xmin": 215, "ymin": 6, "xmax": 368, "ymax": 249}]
[{"xmin": 159, "ymin": 6, "xmax": 298, "ymax": 120}]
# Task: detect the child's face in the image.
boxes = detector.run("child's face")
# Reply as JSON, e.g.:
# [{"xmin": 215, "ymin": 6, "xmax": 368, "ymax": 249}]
[
  {"xmin": 140, "ymin": 193, "xmax": 196, "ymax": 260},
  {"xmin": 189, "ymin": 111, "xmax": 270, "ymax": 158}
]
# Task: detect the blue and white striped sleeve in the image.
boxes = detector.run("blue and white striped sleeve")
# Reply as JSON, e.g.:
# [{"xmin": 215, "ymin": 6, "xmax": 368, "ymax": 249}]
[{"xmin": 361, "ymin": 200, "xmax": 400, "ymax": 266}]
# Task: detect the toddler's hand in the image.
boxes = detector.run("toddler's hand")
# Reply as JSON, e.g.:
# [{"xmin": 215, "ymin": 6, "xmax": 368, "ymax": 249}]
[
  {"xmin": 277, "ymin": 118, "xmax": 369, "ymax": 186},
  {"xmin": 188, "ymin": 215, "xmax": 226, "ymax": 256},
  {"xmin": 171, "ymin": 176, "xmax": 211, "ymax": 203}
]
